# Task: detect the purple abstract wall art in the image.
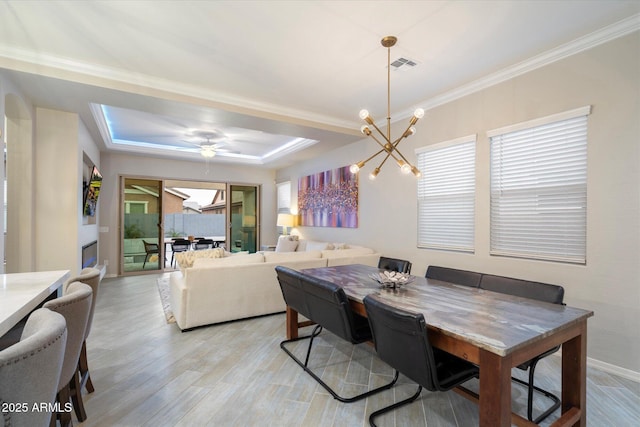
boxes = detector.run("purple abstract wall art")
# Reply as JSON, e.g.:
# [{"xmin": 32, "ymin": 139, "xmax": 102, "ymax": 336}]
[{"xmin": 298, "ymin": 165, "xmax": 358, "ymax": 228}]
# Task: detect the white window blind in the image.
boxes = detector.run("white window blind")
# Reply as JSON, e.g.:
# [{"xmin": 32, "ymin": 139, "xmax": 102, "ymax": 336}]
[
  {"xmin": 276, "ymin": 181, "xmax": 291, "ymax": 213},
  {"xmin": 417, "ymin": 137, "xmax": 476, "ymax": 252},
  {"xmin": 489, "ymin": 107, "xmax": 589, "ymax": 264}
]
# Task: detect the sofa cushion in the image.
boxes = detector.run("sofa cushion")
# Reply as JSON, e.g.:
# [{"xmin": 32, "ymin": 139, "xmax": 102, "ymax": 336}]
[
  {"xmin": 304, "ymin": 240, "xmax": 332, "ymax": 251},
  {"xmin": 264, "ymin": 250, "xmax": 322, "ymax": 263},
  {"xmin": 193, "ymin": 252, "xmax": 264, "ymax": 268},
  {"xmin": 275, "ymin": 235, "xmax": 299, "ymax": 252},
  {"xmin": 321, "ymin": 247, "xmax": 374, "ymax": 259}
]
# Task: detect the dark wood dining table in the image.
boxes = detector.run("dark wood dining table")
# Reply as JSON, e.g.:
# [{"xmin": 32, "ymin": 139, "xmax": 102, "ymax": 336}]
[{"xmin": 285, "ymin": 264, "xmax": 593, "ymax": 427}]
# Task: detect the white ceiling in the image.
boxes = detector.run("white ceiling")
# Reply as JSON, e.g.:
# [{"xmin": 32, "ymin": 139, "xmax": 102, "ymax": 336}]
[{"xmin": 1, "ymin": 1, "xmax": 638, "ymax": 168}]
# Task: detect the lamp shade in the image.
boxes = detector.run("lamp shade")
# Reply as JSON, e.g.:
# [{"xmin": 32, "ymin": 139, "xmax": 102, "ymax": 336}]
[{"xmin": 276, "ymin": 213, "xmax": 294, "ymax": 227}]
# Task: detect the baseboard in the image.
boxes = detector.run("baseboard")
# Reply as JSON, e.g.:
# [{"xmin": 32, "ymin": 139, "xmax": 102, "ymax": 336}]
[
  {"xmin": 587, "ymin": 357, "xmax": 640, "ymax": 383},
  {"xmin": 552, "ymin": 351, "xmax": 640, "ymax": 383}
]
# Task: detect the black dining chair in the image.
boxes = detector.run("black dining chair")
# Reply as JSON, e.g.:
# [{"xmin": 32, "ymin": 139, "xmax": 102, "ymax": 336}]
[
  {"xmin": 378, "ymin": 256, "xmax": 412, "ymax": 274},
  {"xmin": 194, "ymin": 239, "xmax": 215, "ymax": 250},
  {"xmin": 363, "ymin": 294, "xmax": 479, "ymax": 427},
  {"xmin": 479, "ymin": 274, "xmax": 565, "ymax": 423},
  {"xmin": 170, "ymin": 239, "xmax": 191, "ymax": 267},
  {"xmin": 425, "ymin": 265, "xmax": 482, "ymax": 287},
  {"xmin": 275, "ymin": 266, "xmax": 399, "ymax": 403},
  {"xmin": 142, "ymin": 240, "xmax": 160, "ymax": 269}
]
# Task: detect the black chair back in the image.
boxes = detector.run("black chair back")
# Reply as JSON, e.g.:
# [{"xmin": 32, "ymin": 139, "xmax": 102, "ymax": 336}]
[
  {"xmin": 275, "ymin": 265, "xmax": 308, "ymax": 316},
  {"xmin": 364, "ymin": 294, "xmax": 440, "ymax": 391},
  {"xmin": 378, "ymin": 256, "xmax": 412, "ymax": 274},
  {"xmin": 143, "ymin": 240, "xmax": 159, "ymax": 253},
  {"xmin": 479, "ymin": 274, "xmax": 564, "ymax": 304},
  {"xmin": 478, "ymin": 273, "xmax": 564, "ymax": 423},
  {"xmin": 172, "ymin": 239, "xmax": 191, "ymax": 252},
  {"xmin": 426, "ymin": 265, "xmax": 482, "ymax": 288},
  {"xmin": 194, "ymin": 239, "xmax": 215, "ymax": 250},
  {"xmin": 275, "ymin": 266, "xmax": 370, "ymax": 344}
]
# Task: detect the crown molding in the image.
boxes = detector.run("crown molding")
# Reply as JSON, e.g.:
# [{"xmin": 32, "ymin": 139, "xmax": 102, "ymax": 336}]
[
  {"xmin": 393, "ymin": 14, "xmax": 640, "ymax": 121},
  {"xmin": 1, "ymin": 14, "xmax": 638, "ymax": 130},
  {"xmin": 0, "ymin": 46, "xmax": 358, "ymax": 133}
]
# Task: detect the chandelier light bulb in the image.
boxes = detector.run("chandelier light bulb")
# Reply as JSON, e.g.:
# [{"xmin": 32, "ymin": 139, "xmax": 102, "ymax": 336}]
[
  {"xmin": 350, "ymin": 161, "xmax": 365, "ymax": 174},
  {"xmin": 369, "ymin": 168, "xmax": 380, "ymax": 180},
  {"xmin": 411, "ymin": 166, "xmax": 422, "ymax": 177},
  {"xmin": 351, "ymin": 36, "xmax": 424, "ymax": 181}
]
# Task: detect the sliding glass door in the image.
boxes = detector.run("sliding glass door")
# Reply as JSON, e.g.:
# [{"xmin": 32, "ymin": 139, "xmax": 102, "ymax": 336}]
[
  {"xmin": 228, "ymin": 184, "xmax": 259, "ymax": 253},
  {"xmin": 121, "ymin": 178, "xmax": 163, "ymax": 274},
  {"xmin": 119, "ymin": 179, "xmax": 260, "ymax": 274}
]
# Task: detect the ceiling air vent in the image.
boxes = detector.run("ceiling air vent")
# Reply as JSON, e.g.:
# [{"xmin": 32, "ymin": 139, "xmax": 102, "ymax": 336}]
[{"xmin": 390, "ymin": 57, "xmax": 418, "ymax": 71}]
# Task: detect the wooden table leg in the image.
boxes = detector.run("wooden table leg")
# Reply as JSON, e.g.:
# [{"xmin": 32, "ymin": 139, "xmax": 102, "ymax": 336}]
[
  {"xmin": 286, "ymin": 306, "xmax": 299, "ymax": 339},
  {"xmin": 561, "ymin": 321, "xmax": 588, "ymax": 427},
  {"xmin": 479, "ymin": 349, "xmax": 512, "ymax": 427}
]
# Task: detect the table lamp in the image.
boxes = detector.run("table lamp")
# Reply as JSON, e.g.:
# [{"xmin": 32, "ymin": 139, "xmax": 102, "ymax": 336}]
[{"xmin": 277, "ymin": 213, "xmax": 294, "ymax": 235}]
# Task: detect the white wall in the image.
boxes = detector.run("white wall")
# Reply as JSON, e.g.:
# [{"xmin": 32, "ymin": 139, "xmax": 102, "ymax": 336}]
[
  {"xmin": 98, "ymin": 152, "xmax": 277, "ymax": 276},
  {"xmin": 0, "ymin": 74, "xmax": 102, "ymax": 277},
  {"xmin": 3, "ymin": 95, "xmax": 35, "ymax": 273},
  {"xmin": 34, "ymin": 108, "xmax": 80, "ymax": 273},
  {"xmin": 276, "ymin": 33, "xmax": 640, "ymax": 376}
]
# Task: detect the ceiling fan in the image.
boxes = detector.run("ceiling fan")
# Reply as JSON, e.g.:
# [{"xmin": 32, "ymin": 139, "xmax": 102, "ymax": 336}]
[{"xmin": 182, "ymin": 130, "xmax": 238, "ymax": 158}]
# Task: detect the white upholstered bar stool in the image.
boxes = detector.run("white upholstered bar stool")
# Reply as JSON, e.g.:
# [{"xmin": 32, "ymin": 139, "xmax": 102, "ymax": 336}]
[
  {"xmin": 0, "ymin": 308, "xmax": 67, "ymax": 427},
  {"xmin": 65, "ymin": 267, "xmax": 101, "ymax": 394},
  {"xmin": 44, "ymin": 282, "xmax": 92, "ymax": 426}
]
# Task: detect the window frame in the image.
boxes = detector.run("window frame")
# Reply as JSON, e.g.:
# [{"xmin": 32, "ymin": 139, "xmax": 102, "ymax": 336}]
[
  {"xmin": 488, "ymin": 106, "xmax": 590, "ymax": 264},
  {"xmin": 416, "ymin": 135, "xmax": 477, "ymax": 253}
]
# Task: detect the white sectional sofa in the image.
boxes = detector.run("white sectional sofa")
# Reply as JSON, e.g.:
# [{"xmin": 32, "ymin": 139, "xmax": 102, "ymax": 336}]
[{"xmin": 168, "ymin": 241, "xmax": 380, "ymax": 330}]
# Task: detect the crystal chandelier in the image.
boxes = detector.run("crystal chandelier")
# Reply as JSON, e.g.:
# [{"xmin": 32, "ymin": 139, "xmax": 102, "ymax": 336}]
[{"xmin": 350, "ymin": 36, "xmax": 423, "ymax": 180}]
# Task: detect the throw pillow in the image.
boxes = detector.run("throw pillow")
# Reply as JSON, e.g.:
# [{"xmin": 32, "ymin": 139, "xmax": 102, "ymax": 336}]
[
  {"xmin": 304, "ymin": 240, "xmax": 330, "ymax": 251},
  {"xmin": 320, "ymin": 247, "xmax": 374, "ymax": 259},
  {"xmin": 275, "ymin": 235, "xmax": 299, "ymax": 252}
]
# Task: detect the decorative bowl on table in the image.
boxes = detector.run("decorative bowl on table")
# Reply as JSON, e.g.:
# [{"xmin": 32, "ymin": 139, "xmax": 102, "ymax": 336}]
[{"xmin": 369, "ymin": 271, "xmax": 414, "ymax": 289}]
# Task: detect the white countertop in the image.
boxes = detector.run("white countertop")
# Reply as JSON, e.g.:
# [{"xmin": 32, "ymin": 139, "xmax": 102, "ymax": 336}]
[{"xmin": 0, "ymin": 270, "xmax": 70, "ymax": 336}]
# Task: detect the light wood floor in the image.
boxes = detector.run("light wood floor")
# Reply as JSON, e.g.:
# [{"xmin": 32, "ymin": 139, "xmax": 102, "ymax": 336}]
[{"xmin": 76, "ymin": 273, "xmax": 639, "ymax": 426}]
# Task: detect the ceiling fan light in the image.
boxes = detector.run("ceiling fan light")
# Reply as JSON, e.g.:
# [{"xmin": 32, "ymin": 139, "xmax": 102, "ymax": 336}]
[{"xmin": 200, "ymin": 145, "xmax": 216, "ymax": 158}]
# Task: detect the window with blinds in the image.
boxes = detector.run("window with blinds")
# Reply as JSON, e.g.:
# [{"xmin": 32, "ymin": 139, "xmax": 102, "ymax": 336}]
[
  {"xmin": 276, "ymin": 181, "xmax": 291, "ymax": 213},
  {"xmin": 488, "ymin": 106, "xmax": 590, "ymax": 264},
  {"xmin": 416, "ymin": 136, "xmax": 476, "ymax": 252}
]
